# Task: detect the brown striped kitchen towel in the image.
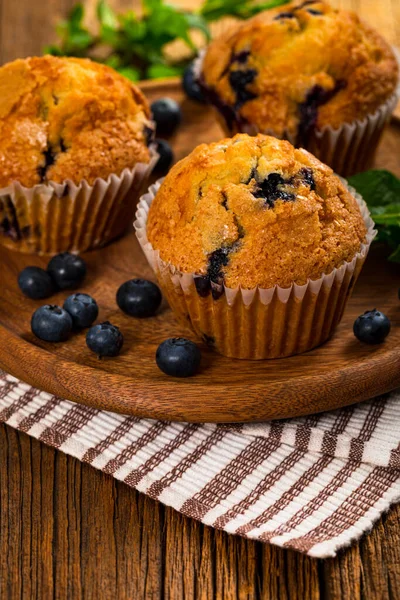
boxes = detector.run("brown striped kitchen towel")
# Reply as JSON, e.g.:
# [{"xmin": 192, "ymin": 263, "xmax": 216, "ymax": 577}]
[{"xmin": 0, "ymin": 370, "xmax": 399, "ymax": 558}]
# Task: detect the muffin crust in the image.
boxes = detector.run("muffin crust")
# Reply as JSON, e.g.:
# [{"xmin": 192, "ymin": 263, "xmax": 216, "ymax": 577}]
[
  {"xmin": 147, "ymin": 134, "xmax": 367, "ymax": 289},
  {"xmin": 200, "ymin": 1, "xmax": 399, "ymax": 142},
  {"xmin": 0, "ymin": 56, "xmax": 153, "ymax": 187}
]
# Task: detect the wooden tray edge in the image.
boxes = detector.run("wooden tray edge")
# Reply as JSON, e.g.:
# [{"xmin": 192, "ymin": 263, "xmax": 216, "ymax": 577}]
[{"xmin": 2, "ymin": 323, "xmax": 400, "ymax": 423}]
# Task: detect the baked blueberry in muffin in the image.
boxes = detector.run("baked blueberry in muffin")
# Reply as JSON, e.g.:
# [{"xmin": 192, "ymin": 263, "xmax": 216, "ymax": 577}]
[
  {"xmin": 0, "ymin": 56, "xmax": 154, "ymax": 187},
  {"xmin": 146, "ymin": 134, "xmax": 367, "ymax": 291},
  {"xmin": 199, "ymin": 1, "xmax": 398, "ymax": 146}
]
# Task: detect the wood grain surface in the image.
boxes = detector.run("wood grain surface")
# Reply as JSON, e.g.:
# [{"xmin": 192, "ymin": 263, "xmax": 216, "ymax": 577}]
[
  {"xmin": 1, "ymin": 423, "xmax": 400, "ymax": 600},
  {"xmin": 0, "ymin": 0, "xmax": 399, "ymax": 598},
  {"xmin": 1, "ymin": 81, "xmax": 400, "ymax": 423}
]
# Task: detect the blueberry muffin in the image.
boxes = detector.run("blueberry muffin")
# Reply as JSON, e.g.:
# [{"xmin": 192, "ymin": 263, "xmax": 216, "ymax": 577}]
[
  {"xmin": 198, "ymin": 1, "xmax": 399, "ymax": 175},
  {"xmin": 0, "ymin": 55, "xmax": 154, "ymax": 186},
  {"xmin": 138, "ymin": 134, "xmax": 374, "ymax": 359},
  {"xmin": 0, "ymin": 56, "xmax": 156, "ymax": 254}
]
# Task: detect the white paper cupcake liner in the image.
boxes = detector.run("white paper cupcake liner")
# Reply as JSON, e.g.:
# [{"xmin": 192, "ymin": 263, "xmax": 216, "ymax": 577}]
[
  {"xmin": 134, "ymin": 178, "xmax": 376, "ymax": 360},
  {"xmin": 196, "ymin": 49, "xmax": 400, "ymax": 177},
  {"xmin": 0, "ymin": 146, "xmax": 159, "ymax": 255}
]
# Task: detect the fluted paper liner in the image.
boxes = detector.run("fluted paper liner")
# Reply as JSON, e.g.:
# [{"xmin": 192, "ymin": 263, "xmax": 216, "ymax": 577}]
[
  {"xmin": 0, "ymin": 146, "xmax": 158, "ymax": 255},
  {"xmin": 195, "ymin": 49, "xmax": 400, "ymax": 177},
  {"xmin": 135, "ymin": 179, "xmax": 376, "ymax": 360}
]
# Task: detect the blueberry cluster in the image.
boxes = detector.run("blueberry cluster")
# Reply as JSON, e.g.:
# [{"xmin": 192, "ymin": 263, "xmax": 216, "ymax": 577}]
[{"xmin": 19, "ymin": 260, "xmax": 201, "ymax": 376}]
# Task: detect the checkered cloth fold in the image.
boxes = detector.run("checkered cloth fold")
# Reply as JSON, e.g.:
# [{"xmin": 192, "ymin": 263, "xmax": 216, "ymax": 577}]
[{"xmin": 0, "ymin": 370, "xmax": 399, "ymax": 558}]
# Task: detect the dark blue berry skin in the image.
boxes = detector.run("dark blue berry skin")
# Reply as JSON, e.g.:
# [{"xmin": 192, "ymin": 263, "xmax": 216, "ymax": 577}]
[
  {"xmin": 117, "ymin": 279, "xmax": 162, "ymax": 318},
  {"xmin": 156, "ymin": 338, "xmax": 201, "ymax": 377},
  {"xmin": 86, "ymin": 322, "xmax": 124, "ymax": 357},
  {"xmin": 47, "ymin": 252, "xmax": 87, "ymax": 290},
  {"xmin": 31, "ymin": 305, "xmax": 73, "ymax": 342},
  {"xmin": 154, "ymin": 139, "xmax": 174, "ymax": 175},
  {"xmin": 353, "ymin": 309, "xmax": 391, "ymax": 345},
  {"xmin": 63, "ymin": 293, "xmax": 98, "ymax": 329},
  {"xmin": 151, "ymin": 98, "xmax": 181, "ymax": 137},
  {"xmin": 182, "ymin": 62, "xmax": 206, "ymax": 103},
  {"xmin": 18, "ymin": 266, "xmax": 56, "ymax": 299}
]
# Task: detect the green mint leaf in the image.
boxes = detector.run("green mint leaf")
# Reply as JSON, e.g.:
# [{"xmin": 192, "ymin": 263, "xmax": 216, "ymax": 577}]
[
  {"xmin": 348, "ymin": 169, "xmax": 400, "ymax": 263},
  {"xmin": 69, "ymin": 3, "xmax": 84, "ymax": 30},
  {"xmin": 117, "ymin": 66, "xmax": 141, "ymax": 81},
  {"xmin": 146, "ymin": 64, "xmax": 184, "ymax": 79},
  {"xmin": 67, "ymin": 31, "xmax": 93, "ymax": 50},
  {"xmin": 388, "ymin": 245, "xmax": 400, "ymax": 262},
  {"xmin": 184, "ymin": 12, "xmax": 211, "ymax": 41},
  {"xmin": 348, "ymin": 170, "xmax": 400, "ymax": 207},
  {"xmin": 97, "ymin": 0, "xmax": 118, "ymax": 30},
  {"xmin": 44, "ymin": 44, "xmax": 64, "ymax": 56}
]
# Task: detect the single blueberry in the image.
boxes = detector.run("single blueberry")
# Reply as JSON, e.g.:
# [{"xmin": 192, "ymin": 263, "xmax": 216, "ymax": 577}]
[
  {"xmin": 151, "ymin": 98, "xmax": 182, "ymax": 137},
  {"xmin": 18, "ymin": 266, "xmax": 56, "ymax": 299},
  {"xmin": 86, "ymin": 322, "xmax": 124, "ymax": 357},
  {"xmin": 156, "ymin": 338, "xmax": 201, "ymax": 377},
  {"xmin": 182, "ymin": 62, "xmax": 207, "ymax": 103},
  {"xmin": 117, "ymin": 279, "xmax": 162, "ymax": 318},
  {"xmin": 353, "ymin": 309, "xmax": 391, "ymax": 344},
  {"xmin": 154, "ymin": 139, "xmax": 174, "ymax": 175},
  {"xmin": 31, "ymin": 305, "xmax": 73, "ymax": 342},
  {"xmin": 47, "ymin": 252, "xmax": 87, "ymax": 290},
  {"xmin": 63, "ymin": 293, "xmax": 99, "ymax": 328}
]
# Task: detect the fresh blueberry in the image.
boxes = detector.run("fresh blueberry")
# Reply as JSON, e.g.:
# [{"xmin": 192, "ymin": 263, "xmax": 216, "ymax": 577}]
[
  {"xmin": 154, "ymin": 139, "xmax": 174, "ymax": 175},
  {"xmin": 117, "ymin": 279, "xmax": 162, "ymax": 318},
  {"xmin": 47, "ymin": 252, "xmax": 87, "ymax": 290},
  {"xmin": 31, "ymin": 305, "xmax": 73, "ymax": 342},
  {"xmin": 18, "ymin": 266, "xmax": 56, "ymax": 299},
  {"xmin": 156, "ymin": 338, "xmax": 201, "ymax": 377},
  {"xmin": 86, "ymin": 321, "xmax": 124, "ymax": 357},
  {"xmin": 182, "ymin": 62, "xmax": 206, "ymax": 103},
  {"xmin": 151, "ymin": 98, "xmax": 181, "ymax": 137},
  {"xmin": 63, "ymin": 293, "xmax": 99, "ymax": 328},
  {"xmin": 353, "ymin": 309, "xmax": 391, "ymax": 344}
]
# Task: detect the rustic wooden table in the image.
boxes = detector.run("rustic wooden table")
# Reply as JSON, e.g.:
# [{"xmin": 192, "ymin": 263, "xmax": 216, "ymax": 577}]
[{"xmin": 0, "ymin": 0, "xmax": 399, "ymax": 598}]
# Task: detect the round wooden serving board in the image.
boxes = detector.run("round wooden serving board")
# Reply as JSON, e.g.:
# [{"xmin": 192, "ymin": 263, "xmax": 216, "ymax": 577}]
[{"xmin": 0, "ymin": 80, "xmax": 400, "ymax": 423}]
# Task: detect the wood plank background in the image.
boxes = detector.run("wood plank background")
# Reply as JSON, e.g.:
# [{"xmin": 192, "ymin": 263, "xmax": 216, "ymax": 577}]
[
  {"xmin": 1, "ymin": 424, "xmax": 400, "ymax": 599},
  {"xmin": 0, "ymin": 0, "xmax": 399, "ymax": 64},
  {"xmin": 0, "ymin": 0, "xmax": 399, "ymax": 598}
]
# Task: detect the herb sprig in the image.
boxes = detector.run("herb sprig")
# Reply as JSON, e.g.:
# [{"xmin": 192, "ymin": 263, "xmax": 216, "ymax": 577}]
[
  {"xmin": 45, "ymin": 0, "xmax": 289, "ymax": 81},
  {"xmin": 348, "ymin": 170, "xmax": 400, "ymax": 262}
]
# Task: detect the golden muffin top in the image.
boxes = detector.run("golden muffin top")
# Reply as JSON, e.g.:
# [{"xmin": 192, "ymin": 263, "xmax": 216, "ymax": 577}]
[
  {"xmin": 147, "ymin": 134, "xmax": 367, "ymax": 289},
  {"xmin": 0, "ymin": 56, "xmax": 154, "ymax": 187},
  {"xmin": 200, "ymin": 1, "xmax": 398, "ymax": 142}
]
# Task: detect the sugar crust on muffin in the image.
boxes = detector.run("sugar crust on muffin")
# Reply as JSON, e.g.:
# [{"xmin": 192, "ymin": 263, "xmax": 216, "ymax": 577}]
[{"xmin": 147, "ymin": 134, "xmax": 367, "ymax": 289}]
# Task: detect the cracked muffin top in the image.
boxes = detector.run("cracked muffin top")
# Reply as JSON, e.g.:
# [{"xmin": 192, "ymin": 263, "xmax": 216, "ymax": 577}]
[
  {"xmin": 199, "ymin": 0, "xmax": 398, "ymax": 143},
  {"xmin": 147, "ymin": 134, "xmax": 367, "ymax": 289},
  {"xmin": 0, "ymin": 56, "xmax": 154, "ymax": 187}
]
